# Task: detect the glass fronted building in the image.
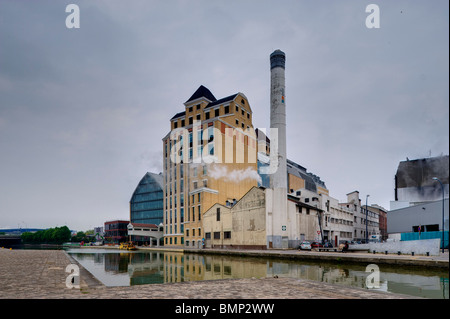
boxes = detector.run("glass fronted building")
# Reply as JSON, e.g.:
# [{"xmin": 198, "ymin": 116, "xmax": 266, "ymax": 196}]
[{"xmin": 130, "ymin": 172, "xmax": 164, "ymax": 225}]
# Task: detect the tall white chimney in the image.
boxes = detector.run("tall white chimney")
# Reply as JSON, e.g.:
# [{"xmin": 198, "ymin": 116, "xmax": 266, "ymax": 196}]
[{"xmin": 268, "ymin": 49, "xmax": 288, "ymax": 249}]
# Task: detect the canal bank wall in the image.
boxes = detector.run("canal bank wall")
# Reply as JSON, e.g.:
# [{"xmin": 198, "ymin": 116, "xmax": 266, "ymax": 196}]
[
  {"xmin": 77, "ymin": 245, "xmax": 449, "ymax": 269},
  {"xmin": 188, "ymin": 248, "xmax": 449, "ymax": 269}
]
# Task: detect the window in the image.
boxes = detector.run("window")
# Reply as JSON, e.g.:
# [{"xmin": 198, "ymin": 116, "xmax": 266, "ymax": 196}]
[
  {"xmin": 216, "ymin": 207, "xmax": 220, "ymax": 221},
  {"xmin": 189, "ymin": 117, "xmax": 193, "ymax": 125},
  {"xmin": 193, "ymin": 229, "xmax": 195, "ymax": 237},
  {"xmin": 241, "ymin": 109, "xmax": 245, "ymax": 116},
  {"xmin": 224, "ymin": 231, "xmax": 231, "ymax": 239},
  {"xmin": 205, "ymin": 232, "xmax": 211, "ymax": 239},
  {"xmin": 214, "ymin": 232, "xmax": 220, "ymax": 239},
  {"xmin": 186, "ymin": 229, "xmax": 189, "ymax": 237},
  {"xmin": 174, "ymin": 121, "xmax": 178, "ymax": 129},
  {"xmin": 236, "ymin": 119, "xmax": 239, "ymax": 126},
  {"xmin": 188, "ymin": 107, "xmax": 193, "ymax": 112},
  {"xmin": 196, "ymin": 104, "xmax": 201, "ymax": 110},
  {"xmin": 205, "ymin": 112, "xmax": 210, "ymax": 120},
  {"xmin": 224, "ymin": 105, "xmax": 229, "ymax": 114},
  {"xmin": 198, "ymin": 206, "xmax": 201, "ymax": 220},
  {"xmin": 215, "ymin": 108, "xmax": 219, "ymax": 117},
  {"xmin": 181, "ymin": 119, "xmax": 185, "ymax": 127},
  {"xmin": 196, "ymin": 114, "xmax": 201, "ymax": 121}
]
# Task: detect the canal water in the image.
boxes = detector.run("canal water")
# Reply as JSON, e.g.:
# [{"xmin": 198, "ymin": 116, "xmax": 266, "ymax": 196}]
[{"xmin": 66, "ymin": 249, "xmax": 449, "ymax": 299}]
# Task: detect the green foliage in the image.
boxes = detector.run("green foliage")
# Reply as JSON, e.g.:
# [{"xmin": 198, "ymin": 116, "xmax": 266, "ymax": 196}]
[
  {"xmin": 21, "ymin": 226, "xmax": 71, "ymax": 244},
  {"xmin": 71, "ymin": 230, "xmax": 95, "ymax": 243}
]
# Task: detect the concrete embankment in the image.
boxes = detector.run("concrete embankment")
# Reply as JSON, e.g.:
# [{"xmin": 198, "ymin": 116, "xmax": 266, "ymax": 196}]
[{"xmin": 131, "ymin": 246, "xmax": 449, "ymax": 269}]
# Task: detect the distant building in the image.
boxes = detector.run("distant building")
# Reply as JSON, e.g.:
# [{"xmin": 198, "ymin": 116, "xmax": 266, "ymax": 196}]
[
  {"xmin": 130, "ymin": 172, "xmax": 164, "ymax": 225},
  {"xmin": 392, "ymin": 155, "xmax": 449, "ymax": 210},
  {"xmin": 388, "ymin": 155, "xmax": 449, "ymax": 248},
  {"xmin": 339, "ymin": 191, "xmax": 379, "ymax": 243},
  {"xmin": 296, "ymin": 188, "xmax": 354, "ymax": 246},
  {"xmin": 104, "ymin": 220, "xmax": 129, "ymax": 244},
  {"xmin": 367, "ymin": 204, "xmax": 388, "ymax": 241},
  {"xmin": 93, "ymin": 226, "xmax": 104, "ymax": 242}
]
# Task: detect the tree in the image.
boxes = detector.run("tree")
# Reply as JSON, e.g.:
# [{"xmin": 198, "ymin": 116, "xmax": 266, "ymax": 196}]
[{"xmin": 21, "ymin": 226, "xmax": 71, "ymax": 244}]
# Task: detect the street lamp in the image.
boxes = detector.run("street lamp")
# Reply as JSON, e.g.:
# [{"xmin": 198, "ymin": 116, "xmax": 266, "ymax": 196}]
[
  {"xmin": 432, "ymin": 177, "xmax": 445, "ymax": 253},
  {"xmin": 366, "ymin": 194, "xmax": 370, "ymax": 244}
]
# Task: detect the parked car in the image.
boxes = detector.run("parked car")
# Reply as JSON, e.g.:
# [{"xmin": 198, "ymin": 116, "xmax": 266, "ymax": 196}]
[
  {"xmin": 298, "ymin": 241, "xmax": 312, "ymax": 251},
  {"xmin": 323, "ymin": 242, "xmax": 333, "ymax": 248},
  {"xmin": 311, "ymin": 241, "xmax": 323, "ymax": 248}
]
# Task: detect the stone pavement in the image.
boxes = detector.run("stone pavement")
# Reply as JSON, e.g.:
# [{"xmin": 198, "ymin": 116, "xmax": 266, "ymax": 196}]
[{"xmin": 0, "ymin": 248, "xmax": 420, "ymax": 299}]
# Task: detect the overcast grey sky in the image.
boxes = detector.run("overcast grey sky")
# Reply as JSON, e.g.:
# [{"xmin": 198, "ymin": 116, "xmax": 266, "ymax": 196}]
[{"xmin": 0, "ymin": 0, "xmax": 448, "ymax": 231}]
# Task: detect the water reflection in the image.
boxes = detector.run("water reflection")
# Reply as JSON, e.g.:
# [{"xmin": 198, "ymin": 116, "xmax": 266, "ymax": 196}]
[{"xmin": 67, "ymin": 249, "xmax": 448, "ymax": 299}]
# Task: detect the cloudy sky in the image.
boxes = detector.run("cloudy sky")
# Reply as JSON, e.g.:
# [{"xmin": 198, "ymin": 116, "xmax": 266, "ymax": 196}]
[{"xmin": 0, "ymin": 0, "xmax": 448, "ymax": 231}]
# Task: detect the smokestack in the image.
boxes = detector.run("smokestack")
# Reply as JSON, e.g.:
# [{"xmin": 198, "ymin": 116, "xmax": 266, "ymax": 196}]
[
  {"xmin": 270, "ymin": 49, "xmax": 287, "ymax": 190},
  {"xmin": 268, "ymin": 49, "xmax": 288, "ymax": 249}
]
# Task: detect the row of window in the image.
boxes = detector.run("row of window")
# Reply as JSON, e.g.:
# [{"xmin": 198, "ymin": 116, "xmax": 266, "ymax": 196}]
[
  {"xmin": 205, "ymin": 231, "xmax": 231, "ymax": 240},
  {"xmin": 173, "ymin": 104, "xmax": 251, "ymax": 129},
  {"xmin": 131, "ymin": 201, "xmax": 163, "ymax": 211},
  {"xmin": 131, "ymin": 210, "xmax": 163, "ymax": 221},
  {"xmin": 165, "ymin": 202, "xmax": 204, "ymax": 227},
  {"xmin": 132, "ymin": 191, "xmax": 163, "ymax": 203}
]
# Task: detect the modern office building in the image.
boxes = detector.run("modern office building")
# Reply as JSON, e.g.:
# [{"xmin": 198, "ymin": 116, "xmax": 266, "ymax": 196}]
[
  {"xmin": 104, "ymin": 220, "xmax": 129, "ymax": 244},
  {"xmin": 162, "ymin": 85, "xmax": 259, "ymax": 247},
  {"xmin": 129, "ymin": 172, "xmax": 164, "ymax": 225}
]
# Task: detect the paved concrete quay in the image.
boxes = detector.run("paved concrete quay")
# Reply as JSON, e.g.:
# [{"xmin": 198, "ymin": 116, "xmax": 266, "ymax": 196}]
[{"xmin": 0, "ymin": 248, "xmax": 425, "ymax": 299}]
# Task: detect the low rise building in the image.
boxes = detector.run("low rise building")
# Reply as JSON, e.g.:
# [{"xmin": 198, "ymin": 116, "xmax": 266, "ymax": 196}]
[
  {"xmin": 104, "ymin": 220, "xmax": 129, "ymax": 244},
  {"xmin": 202, "ymin": 186, "xmax": 323, "ymax": 249},
  {"xmin": 339, "ymin": 191, "xmax": 379, "ymax": 243},
  {"xmin": 127, "ymin": 222, "xmax": 163, "ymax": 246}
]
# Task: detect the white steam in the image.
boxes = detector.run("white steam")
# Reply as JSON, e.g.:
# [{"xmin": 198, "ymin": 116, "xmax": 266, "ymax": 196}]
[{"xmin": 209, "ymin": 165, "xmax": 262, "ymax": 184}]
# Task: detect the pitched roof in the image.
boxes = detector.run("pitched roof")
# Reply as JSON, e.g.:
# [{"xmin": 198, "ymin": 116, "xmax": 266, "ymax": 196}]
[
  {"xmin": 170, "ymin": 111, "xmax": 186, "ymax": 120},
  {"xmin": 185, "ymin": 85, "xmax": 217, "ymax": 104},
  {"xmin": 205, "ymin": 93, "xmax": 238, "ymax": 109}
]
